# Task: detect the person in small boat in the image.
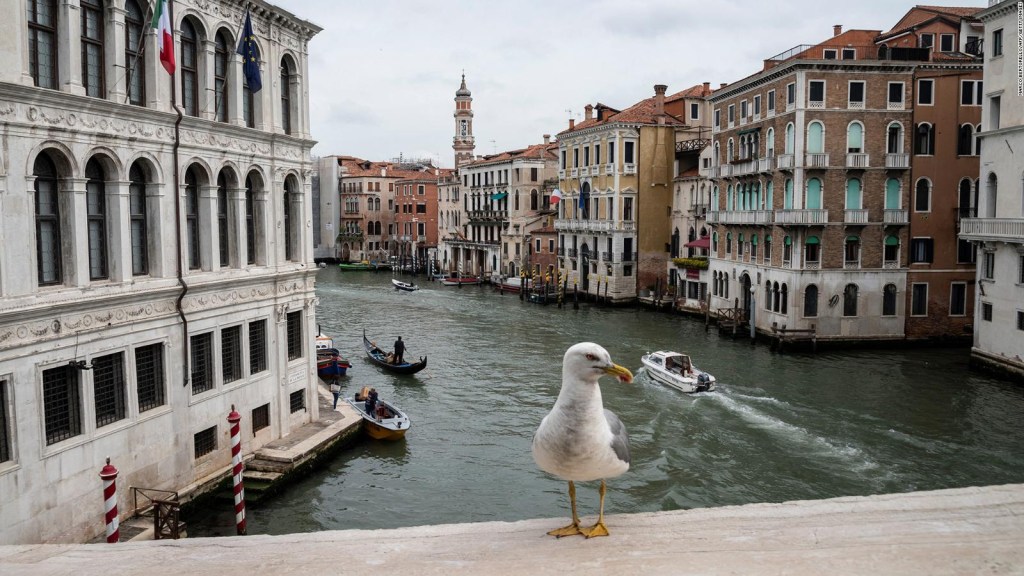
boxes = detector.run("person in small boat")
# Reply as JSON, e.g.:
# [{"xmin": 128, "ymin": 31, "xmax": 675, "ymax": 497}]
[
  {"xmin": 393, "ymin": 336, "xmax": 406, "ymax": 364},
  {"xmin": 680, "ymin": 357, "xmax": 694, "ymax": 376},
  {"xmin": 364, "ymin": 388, "xmax": 378, "ymax": 415}
]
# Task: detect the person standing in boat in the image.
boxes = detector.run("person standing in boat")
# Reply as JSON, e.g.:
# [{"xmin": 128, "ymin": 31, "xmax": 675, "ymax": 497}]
[
  {"xmin": 393, "ymin": 336, "xmax": 406, "ymax": 365},
  {"xmin": 364, "ymin": 388, "xmax": 378, "ymax": 415}
]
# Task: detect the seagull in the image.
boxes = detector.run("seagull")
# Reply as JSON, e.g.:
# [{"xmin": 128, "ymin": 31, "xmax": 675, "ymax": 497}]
[{"xmin": 532, "ymin": 342, "xmax": 634, "ymax": 538}]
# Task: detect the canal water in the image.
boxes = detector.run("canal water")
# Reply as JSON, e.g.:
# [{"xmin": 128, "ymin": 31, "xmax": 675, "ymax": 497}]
[{"xmin": 190, "ymin": 268, "xmax": 1024, "ymax": 536}]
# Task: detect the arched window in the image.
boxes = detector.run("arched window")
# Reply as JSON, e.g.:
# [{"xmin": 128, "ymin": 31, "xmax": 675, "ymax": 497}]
[
  {"xmin": 781, "ymin": 283, "xmax": 788, "ymax": 314},
  {"xmin": 784, "ymin": 178, "xmax": 793, "ymax": 209},
  {"xmin": 85, "ymin": 158, "xmax": 108, "ymax": 280},
  {"xmin": 975, "ymin": 123, "xmax": 982, "ymax": 155},
  {"xmin": 804, "ymin": 284, "xmax": 818, "ymax": 317},
  {"xmin": 958, "ymin": 178, "xmax": 974, "ymax": 218},
  {"xmin": 882, "ymin": 283, "xmax": 898, "ymax": 316},
  {"xmin": 884, "ymin": 234, "xmax": 900, "ymax": 265},
  {"xmin": 129, "ymin": 162, "xmax": 149, "ymax": 276},
  {"xmin": 80, "ymin": 0, "xmax": 105, "ymax": 98},
  {"xmin": 284, "ymin": 176, "xmax": 299, "ymax": 261},
  {"xmin": 726, "ymin": 185, "xmax": 733, "ymax": 211},
  {"xmin": 845, "ymin": 178, "xmax": 862, "ymax": 209},
  {"xmin": 887, "ymin": 122, "xmax": 904, "ymax": 154},
  {"xmin": 847, "ymin": 121, "xmax": 864, "ymax": 153},
  {"xmin": 185, "ymin": 167, "xmax": 201, "ymax": 269},
  {"xmin": 28, "ymin": 0, "xmax": 59, "ymax": 89},
  {"xmin": 806, "ymin": 178, "xmax": 822, "ymax": 210},
  {"xmin": 217, "ymin": 171, "xmax": 230, "ymax": 267},
  {"xmin": 958, "ymin": 124, "xmax": 974, "ymax": 155},
  {"xmin": 765, "ymin": 181, "xmax": 774, "ymax": 209},
  {"xmin": 843, "ymin": 283, "xmax": 859, "ymax": 316},
  {"xmin": 671, "ymin": 228, "xmax": 680, "ymax": 258},
  {"xmin": 844, "ymin": 236, "xmax": 860, "ymax": 266},
  {"xmin": 242, "ymin": 35, "xmax": 260, "ymax": 128},
  {"xmin": 984, "ymin": 172, "xmax": 997, "ymax": 218},
  {"xmin": 246, "ymin": 174, "xmax": 259, "ymax": 265},
  {"xmin": 915, "ymin": 123, "xmax": 935, "ymax": 155},
  {"xmin": 712, "ymin": 185, "xmax": 719, "ymax": 211},
  {"xmin": 530, "ymin": 189, "xmax": 538, "ymax": 211},
  {"xmin": 807, "ymin": 121, "xmax": 824, "ymax": 154},
  {"xmin": 727, "ymin": 138, "xmax": 734, "ymax": 162},
  {"xmin": 914, "ymin": 178, "xmax": 931, "ymax": 212},
  {"xmin": 280, "ymin": 57, "xmax": 295, "ymax": 134},
  {"xmin": 181, "ymin": 19, "xmax": 200, "ymax": 117},
  {"xmin": 885, "ymin": 178, "xmax": 901, "ymax": 210},
  {"xmin": 805, "ymin": 235, "xmax": 820, "ymax": 264},
  {"xmin": 764, "ymin": 281, "xmax": 772, "ymax": 310},
  {"xmin": 714, "ymin": 141, "xmax": 720, "ymax": 165},
  {"xmin": 739, "ymin": 135, "xmax": 747, "ymax": 159},
  {"xmin": 125, "ymin": 0, "xmax": 146, "ymax": 106},
  {"xmin": 785, "ymin": 123, "xmax": 795, "ymax": 154},
  {"xmin": 34, "ymin": 152, "xmax": 62, "ymax": 285},
  {"xmin": 766, "ymin": 127, "xmax": 775, "ymax": 156},
  {"xmin": 214, "ymin": 31, "xmax": 231, "ymax": 122}
]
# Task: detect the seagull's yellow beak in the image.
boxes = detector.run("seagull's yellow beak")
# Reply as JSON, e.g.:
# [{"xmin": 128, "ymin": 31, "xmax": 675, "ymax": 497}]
[{"xmin": 602, "ymin": 363, "xmax": 633, "ymax": 384}]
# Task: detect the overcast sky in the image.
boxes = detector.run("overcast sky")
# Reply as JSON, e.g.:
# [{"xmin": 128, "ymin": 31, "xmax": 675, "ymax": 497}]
[{"xmin": 275, "ymin": 0, "xmax": 979, "ymax": 168}]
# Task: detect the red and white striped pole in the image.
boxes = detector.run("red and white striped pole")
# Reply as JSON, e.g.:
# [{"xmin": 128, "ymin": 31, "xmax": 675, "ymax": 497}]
[
  {"xmin": 98, "ymin": 457, "xmax": 119, "ymax": 543},
  {"xmin": 227, "ymin": 405, "xmax": 247, "ymax": 535}
]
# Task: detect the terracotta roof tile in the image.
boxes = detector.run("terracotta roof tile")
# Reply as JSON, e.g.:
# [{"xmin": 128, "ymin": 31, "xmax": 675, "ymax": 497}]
[
  {"xmin": 666, "ymin": 83, "xmax": 715, "ymax": 102},
  {"xmin": 558, "ymin": 95, "xmax": 684, "ymax": 136},
  {"xmin": 880, "ymin": 5, "xmax": 981, "ymax": 38}
]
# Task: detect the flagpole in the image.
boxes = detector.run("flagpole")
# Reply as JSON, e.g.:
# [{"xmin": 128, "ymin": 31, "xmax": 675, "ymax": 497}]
[{"xmin": 123, "ymin": 3, "xmax": 154, "ymax": 104}]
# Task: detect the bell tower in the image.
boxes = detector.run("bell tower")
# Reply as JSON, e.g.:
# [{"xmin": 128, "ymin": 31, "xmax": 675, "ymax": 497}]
[{"xmin": 453, "ymin": 73, "xmax": 475, "ymax": 168}]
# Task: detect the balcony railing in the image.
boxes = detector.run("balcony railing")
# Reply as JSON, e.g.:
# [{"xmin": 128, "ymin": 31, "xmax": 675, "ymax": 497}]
[
  {"xmin": 568, "ymin": 249, "xmax": 578, "ymax": 258},
  {"xmin": 601, "ymin": 251, "xmax": 612, "ymax": 261},
  {"xmin": 757, "ymin": 157, "xmax": 772, "ymax": 172},
  {"xmin": 884, "ymin": 209, "xmax": 908, "ymax": 224},
  {"xmin": 844, "ymin": 209, "xmax": 869, "ymax": 224},
  {"xmin": 719, "ymin": 164, "xmax": 734, "ymax": 177},
  {"xmin": 960, "ymin": 218, "xmax": 1024, "ymax": 242},
  {"xmin": 883, "ymin": 259, "xmax": 900, "ymax": 269},
  {"xmin": 805, "ymin": 153, "xmax": 829, "ymax": 168},
  {"xmin": 805, "ymin": 260, "xmax": 821, "ymax": 270},
  {"xmin": 733, "ymin": 160, "xmax": 757, "ymax": 176},
  {"xmin": 844, "ymin": 260, "xmax": 860, "ymax": 269},
  {"xmin": 774, "ymin": 209, "xmax": 828, "ymax": 225},
  {"xmin": 620, "ymin": 252, "xmax": 637, "ymax": 262},
  {"xmin": 846, "ymin": 153, "xmax": 869, "ymax": 168},
  {"xmin": 885, "ymin": 153, "xmax": 910, "ymax": 169},
  {"xmin": 777, "ymin": 154, "xmax": 795, "ymax": 170},
  {"xmin": 713, "ymin": 210, "xmax": 773, "ymax": 225}
]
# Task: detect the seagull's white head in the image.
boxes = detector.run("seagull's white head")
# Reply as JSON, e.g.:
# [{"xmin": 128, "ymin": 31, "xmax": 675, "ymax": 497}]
[{"xmin": 563, "ymin": 342, "xmax": 634, "ymax": 385}]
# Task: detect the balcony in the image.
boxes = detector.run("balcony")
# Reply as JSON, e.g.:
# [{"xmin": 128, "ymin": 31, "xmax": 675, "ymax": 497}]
[
  {"xmin": 960, "ymin": 218, "xmax": 1024, "ymax": 243},
  {"xmin": 757, "ymin": 157, "xmax": 772, "ymax": 172},
  {"xmin": 733, "ymin": 160, "xmax": 757, "ymax": 176},
  {"xmin": 616, "ymin": 221, "xmax": 636, "ymax": 232},
  {"xmin": 568, "ymin": 249, "xmax": 578, "ymax": 258},
  {"xmin": 467, "ymin": 209, "xmax": 507, "ymax": 222},
  {"xmin": 884, "ymin": 209, "xmax": 908, "ymax": 225},
  {"xmin": 846, "ymin": 153, "xmax": 869, "ymax": 168},
  {"xmin": 805, "ymin": 153, "xmax": 829, "ymax": 168},
  {"xmin": 620, "ymin": 252, "xmax": 637, "ymax": 262},
  {"xmin": 777, "ymin": 154, "xmax": 795, "ymax": 170},
  {"xmin": 557, "ymin": 247, "xmax": 565, "ymax": 256},
  {"xmin": 623, "ymin": 164, "xmax": 637, "ymax": 175},
  {"xmin": 885, "ymin": 153, "xmax": 910, "ymax": 169},
  {"xmin": 883, "ymin": 259, "xmax": 900, "ymax": 269},
  {"xmin": 719, "ymin": 164, "xmax": 734, "ymax": 177},
  {"xmin": 844, "ymin": 209, "xmax": 869, "ymax": 224},
  {"xmin": 715, "ymin": 210, "xmax": 773, "ymax": 225},
  {"xmin": 775, "ymin": 209, "xmax": 828, "ymax": 225}
]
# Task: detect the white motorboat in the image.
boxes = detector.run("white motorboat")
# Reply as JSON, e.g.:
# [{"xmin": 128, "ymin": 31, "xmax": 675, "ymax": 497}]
[
  {"xmin": 391, "ymin": 278, "xmax": 419, "ymax": 291},
  {"xmin": 640, "ymin": 351, "xmax": 716, "ymax": 393}
]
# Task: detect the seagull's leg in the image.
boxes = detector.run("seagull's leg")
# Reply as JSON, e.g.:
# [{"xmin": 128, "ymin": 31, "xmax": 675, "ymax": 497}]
[
  {"xmin": 582, "ymin": 479, "xmax": 610, "ymax": 538},
  {"xmin": 547, "ymin": 480, "xmax": 584, "ymax": 537}
]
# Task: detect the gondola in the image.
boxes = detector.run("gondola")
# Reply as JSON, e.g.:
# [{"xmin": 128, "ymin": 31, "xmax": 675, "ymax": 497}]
[{"xmin": 362, "ymin": 330, "xmax": 428, "ymax": 374}]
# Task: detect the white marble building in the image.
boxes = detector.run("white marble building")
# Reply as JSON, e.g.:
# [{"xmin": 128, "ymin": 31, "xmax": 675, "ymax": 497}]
[
  {"xmin": 0, "ymin": 0, "xmax": 321, "ymax": 543},
  {"xmin": 960, "ymin": 0, "xmax": 1024, "ymax": 379}
]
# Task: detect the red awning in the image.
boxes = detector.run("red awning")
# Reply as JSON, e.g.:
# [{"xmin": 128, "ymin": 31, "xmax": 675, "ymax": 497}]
[{"xmin": 684, "ymin": 236, "xmax": 711, "ymax": 249}]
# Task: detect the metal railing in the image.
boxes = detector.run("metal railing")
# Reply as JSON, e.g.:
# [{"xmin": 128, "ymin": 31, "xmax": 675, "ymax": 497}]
[
  {"xmin": 884, "ymin": 209, "xmax": 908, "ymax": 224},
  {"xmin": 844, "ymin": 209, "xmax": 869, "ymax": 224},
  {"xmin": 805, "ymin": 153, "xmax": 829, "ymax": 168},
  {"xmin": 885, "ymin": 153, "xmax": 910, "ymax": 168},
  {"xmin": 846, "ymin": 153, "xmax": 869, "ymax": 168},
  {"xmin": 777, "ymin": 154, "xmax": 795, "ymax": 170}
]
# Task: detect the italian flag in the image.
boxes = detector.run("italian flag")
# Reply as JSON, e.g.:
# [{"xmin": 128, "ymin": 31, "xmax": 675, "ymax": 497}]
[{"xmin": 152, "ymin": 0, "xmax": 175, "ymax": 74}]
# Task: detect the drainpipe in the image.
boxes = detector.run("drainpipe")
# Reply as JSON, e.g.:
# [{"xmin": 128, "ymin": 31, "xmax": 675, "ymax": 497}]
[{"xmin": 173, "ymin": 105, "xmax": 189, "ymax": 387}]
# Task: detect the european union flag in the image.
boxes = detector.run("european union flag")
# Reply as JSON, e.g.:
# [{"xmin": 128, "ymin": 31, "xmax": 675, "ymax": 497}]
[
  {"xmin": 578, "ymin": 189, "xmax": 588, "ymax": 217},
  {"xmin": 237, "ymin": 9, "xmax": 262, "ymax": 93}
]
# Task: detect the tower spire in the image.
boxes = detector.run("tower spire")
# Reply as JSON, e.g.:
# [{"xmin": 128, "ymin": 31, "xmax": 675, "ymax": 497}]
[{"xmin": 453, "ymin": 73, "xmax": 475, "ymax": 168}]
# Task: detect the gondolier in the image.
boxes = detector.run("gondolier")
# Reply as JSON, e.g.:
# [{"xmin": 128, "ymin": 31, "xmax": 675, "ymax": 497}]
[{"xmin": 394, "ymin": 336, "xmax": 406, "ymax": 364}]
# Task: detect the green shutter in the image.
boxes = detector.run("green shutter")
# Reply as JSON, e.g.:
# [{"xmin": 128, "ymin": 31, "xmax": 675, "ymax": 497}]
[
  {"xmin": 806, "ymin": 235, "xmax": 820, "ymax": 245},
  {"xmin": 885, "ymin": 235, "xmax": 900, "ymax": 246}
]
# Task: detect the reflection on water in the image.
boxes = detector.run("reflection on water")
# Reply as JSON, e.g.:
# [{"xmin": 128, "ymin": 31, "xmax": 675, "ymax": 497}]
[{"xmin": 189, "ymin": 268, "xmax": 1024, "ymax": 536}]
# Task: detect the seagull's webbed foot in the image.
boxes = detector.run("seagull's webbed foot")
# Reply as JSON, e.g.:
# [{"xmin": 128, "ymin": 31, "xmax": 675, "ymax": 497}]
[
  {"xmin": 548, "ymin": 480, "xmax": 585, "ymax": 538},
  {"xmin": 580, "ymin": 520, "xmax": 609, "ymax": 538}
]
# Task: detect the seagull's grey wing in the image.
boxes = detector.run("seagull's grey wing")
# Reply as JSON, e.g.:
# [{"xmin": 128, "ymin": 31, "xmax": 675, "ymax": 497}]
[{"xmin": 604, "ymin": 409, "xmax": 630, "ymax": 465}]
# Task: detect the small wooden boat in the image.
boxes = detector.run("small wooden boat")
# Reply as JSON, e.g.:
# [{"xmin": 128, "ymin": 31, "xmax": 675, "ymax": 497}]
[
  {"xmin": 362, "ymin": 330, "xmax": 428, "ymax": 374},
  {"xmin": 640, "ymin": 351, "xmax": 716, "ymax": 393},
  {"xmin": 346, "ymin": 392, "xmax": 410, "ymax": 440},
  {"xmin": 317, "ymin": 350, "xmax": 352, "ymax": 378},
  {"xmin": 315, "ymin": 327, "xmax": 335, "ymax": 352},
  {"xmin": 338, "ymin": 260, "xmax": 391, "ymax": 271},
  {"xmin": 391, "ymin": 278, "xmax": 419, "ymax": 292},
  {"xmin": 440, "ymin": 275, "xmax": 481, "ymax": 286}
]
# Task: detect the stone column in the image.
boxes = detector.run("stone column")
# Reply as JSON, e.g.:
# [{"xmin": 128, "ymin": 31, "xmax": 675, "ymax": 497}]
[
  {"xmin": 106, "ymin": 2, "xmax": 127, "ymax": 103},
  {"xmin": 107, "ymin": 179, "xmax": 131, "ymax": 282},
  {"xmin": 65, "ymin": 176, "xmax": 89, "ymax": 287},
  {"xmin": 61, "ymin": 0, "xmax": 86, "ymax": 95},
  {"xmin": 146, "ymin": 179, "xmax": 167, "ymax": 278},
  {"xmin": 202, "ymin": 39, "xmax": 216, "ymax": 121},
  {"xmin": 229, "ymin": 185, "xmax": 246, "ymax": 269}
]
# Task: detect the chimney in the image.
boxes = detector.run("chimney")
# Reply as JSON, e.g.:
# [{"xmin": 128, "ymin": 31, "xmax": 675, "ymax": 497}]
[
  {"xmin": 569, "ymin": 118, "xmax": 575, "ymax": 130},
  {"xmin": 833, "ymin": 24, "xmax": 842, "ymax": 37},
  {"xmin": 654, "ymin": 84, "xmax": 667, "ymax": 116},
  {"xmin": 543, "ymin": 134, "xmax": 550, "ymax": 144},
  {"xmin": 703, "ymin": 81, "xmax": 711, "ymax": 94},
  {"xmin": 584, "ymin": 104, "xmax": 593, "ymax": 120},
  {"xmin": 720, "ymin": 82, "xmax": 728, "ymax": 89}
]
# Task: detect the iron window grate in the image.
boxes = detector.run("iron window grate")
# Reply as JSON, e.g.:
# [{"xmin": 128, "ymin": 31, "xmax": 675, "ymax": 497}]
[
  {"xmin": 0, "ymin": 381, "xmax": 10, "ymax": 462},
  {"xmin": 286, "ymin": 311, "xmax": 302, "ymax": 360},
  {"xmin": 43, "ymin": 365, "xmax": 81, "ymax": 445},
  {"xmin": 93, "ymin": 352, "xmax": 126, "ymax": 428},
  {"xmin": 252, "ymin": 404, "xmax": 270, "ymax": 434},
  {"xmin": 249, "ymin": 320, "xmax": 267, "ymax": 374},
  {"xmin": 194, "ymin": 426, "xmax": 216, "ymax": 458},
  {"xmin": 289, "ymin": 389, "xmax": 305, "ymax": 413},
  {"xmin": 191, "ymin": 333, "xmax": 214, "ymax": 394},
  {"xmin": 222, "ymin": 326, "xmax": 242, "ymax": 384},
  {"xmin": 136, "ymin": 343, "xmax": 165, "ymax": 412}
]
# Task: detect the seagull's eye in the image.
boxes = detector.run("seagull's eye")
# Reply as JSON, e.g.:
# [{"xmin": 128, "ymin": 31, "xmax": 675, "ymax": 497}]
[{"xmin": 585, "ymin": 353, "xmax": 596, "ymax": 361}]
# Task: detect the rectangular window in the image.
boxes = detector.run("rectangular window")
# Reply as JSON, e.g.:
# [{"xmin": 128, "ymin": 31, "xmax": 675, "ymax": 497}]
[
  {"xmin": 1018, "ymin": 311, "xmax": 1024, "ymax": 331},
  {"xmin": 93, "ymin": 352, "xmax": 126, "ymax": 428},
  {"xmin": 961, "ymin": 80, "xmax": 983, "ymax": 105},
  {"xmin": 740, "ymin": 100, "xmax": 748, "ymax": 119},
  {"xmin": 848, "ymin": 81, "xmax": 865, "ymax": 107},
  {"xmin": 714, "ymin": 109, "xmax": 720, "ymax": 129},
  {"xmin": 950, "ymin": 283, "xmax": 967, "ymax": 316},
  {"xmin": 911, "ymin": 238, "xmax": 934, "ymax": 263},
  {"xmin": 920, "ymin": 33, "xmax": 934, "ymax": 49},
  {"xmin": 939, "ymin": 34, "xmax": 954, "ymax": 52},
  {"xmin": 416, "ymin": 204, "xmax": 427, "ymax": 214},
  {"xmin": 289, "ymin": 389, "xmax": 305, "ymax": 413},
  {"xmin": 194, "ymin": 426, "xmax": 216, "ymax": 458},
  {"xmin": 842, "ymin": 48, "xmax": 856, "ymax": 60},
  {"xmin": 1019, "ymin": 254, "xmax": 1024, "ymax": 284},
  {"xmin": 911, "ymin": 283, "xmax": 928, "ymax": 316},
  {"xmin": 531, "ymin": 167, "xmax": 538, "ymax": 181},
  {"xmin": 767, "ymin": 90, "xmax": 776, "ymax": 113},
  {"xmin": 823, "ymin": 48, "xmax": 837, "ymax": 59},
  {"xmin": 43, "ymin": 365, "xmax": 81, "ymax": 445},
  {"xmin": 888, "ymin": 82, "xmax": 904, "ymax": 108},
  {"xmin": 624, "ymin": 142, "xmax": 635, "ymax": 164},
  {"xmin": 753, "ymin": 95, "xmax": 761, "ymax": 116},
  {"xmin": 252, "ymin": 404, "xmax": 270, "ymax": 434},
  {"xmin": 623, "ymin": 198, "xmax": 633, "ymax": 221},
  {"xmin": 992, "ymin": 29, "xmax": 1003, "ymax": 57},
  {"xmin": 690, "ymin": 102, "xmax": 699, "ymax": 120},
  {"xmin": 417, "ymin": 185, "xmax": 425, "ymax": 195},
  {"xmin": 786, "ymin": 83, "xmax": 796, "ymax": 106},
  {"xmin": 808, "ymin": 80, "xmax": 825, "ymax": 106},
  {"xmin": 135, "ymin": 343, "xmax": 165, "ymax": 412},
  {"xmin": 982, "ymin": 302, "xmax": 993, "ymax": 321},
  {"xmin": 918, "ymin": 79, "xmax": 934, "ymax": 105},
  {"xmin": 727, "ymin": 105, "xmax": 735, "ymax": 125},
  {"xmin": 190, "ymin": 333, "xmax": 214, "ymax": 395},
  {"xmin": 286, "ymin": 311, "xmax": 302, "ymax": 360},
  {"xmin": 0, "ymin": 380, "xmax": 9, "ymax": 463},
  {"xmin": 222, "ymin": 326, "xmax": 242, "ymax": 384},
  {"xmin": 983, "ymin": 251, "xmax": 995, "ymax": 279}
]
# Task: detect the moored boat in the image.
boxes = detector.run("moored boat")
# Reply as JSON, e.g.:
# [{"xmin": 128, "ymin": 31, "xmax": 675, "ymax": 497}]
[
  {"xmin": 316, "ymin": 350, "xmax": 352, "ymax": 378},
  {"xmin": 362, "ymin": 330, "xmax": 427, "ymax": 374},
  {"xmin": 346, "ymin": 392, "xmax": 410, "ymax": 440},
  {"xmin": 391, "ymin": 278, "xmax": 419, "ymax": 291},
  {"xmin": 640, "ymin": 351, "xmax": 716, "ymax": 393},
  {"xmin": 338, "ymin": 260, "xmax": 392, "ymax": 271},
  {"xmin": 315, "ymin": 327, "xmax": 335, "ymax": 352},
  {"xmin": 440, "ymin": 275, "xmax": 481, "ymax": 286}
]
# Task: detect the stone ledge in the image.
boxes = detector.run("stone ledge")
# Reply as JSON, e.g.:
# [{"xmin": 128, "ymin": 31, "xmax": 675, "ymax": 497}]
[{"xmin": 2, "ymin": 483, "xmax": 1022, "ymax": 575}]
